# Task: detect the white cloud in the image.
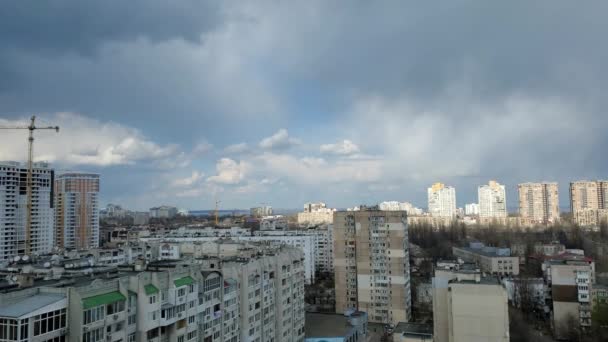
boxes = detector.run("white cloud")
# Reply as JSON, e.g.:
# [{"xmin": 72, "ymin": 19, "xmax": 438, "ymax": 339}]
[
  {"xmin": 255, "ymin": 152, "xmax": 383, "ymax": 185},
  {"xmin": 171, "ymin": 171, "xmax": 205, "ymax": 187},
  {"xmin": 207, "ymin": 158, "xmax": 250, "ymax": 184},
  {"xmin": 223, "ymin": 142, "xmax": 250, "ymax": 154},
  {"xmin": 193, "ymin": 142, "xmax": 213, "ymax": 155},
  {"xmin": 0, "ymin": 112, "xmax": 179, "ymax": 167},
  {"xmin": 320, "ymin": 140, "xmax": 360, "ymax": 155},
  {"xmin": 259, "ymin": 129, "xmax": 300, "ymax": 150}
]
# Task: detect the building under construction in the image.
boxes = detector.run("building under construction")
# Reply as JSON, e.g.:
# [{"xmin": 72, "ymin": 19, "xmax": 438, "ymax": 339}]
[{"xmin": 0, "ymin": 161, "xmax": 55, "ymax": 261}]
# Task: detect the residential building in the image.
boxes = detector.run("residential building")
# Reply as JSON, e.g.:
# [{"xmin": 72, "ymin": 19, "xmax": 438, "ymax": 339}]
[
  {"xmin": 149, "ymin": 205, "xmax": 178, "ymax": 219},
  {"xmin": 432, "ymin": 263, "xmax": 509, "ymax": 342},
  {"xmin": 250, "ymin": 206, "xmax": 273, "ymax": 218},
  {"xmin": 54, "ymin": 172, "xmax": 100, "ymax": 250},
  {"xmin": 378, "ymin": 201, "xmax": 424, "ymax": 216},
  {"xmin": 542, "ymin": 253, "xmax": 595, "ymax": 338},
  {"xmin": 478, "ymin": 181, "xmax": 507, "ymax": 218},
  {"xmin": 464, "ymin": 203, "xmax": 479, "ymax": 216},
  {"xmin": 297, "ymin": 202, "xmax": 336, "ymax": 226},
  {"xmin": 452, "ymin": 242, "xmax": 519, "ymax": 276},
  {"xmin": 518, "ymin": 182, "xmax": 560, "ymax": 224},
  {"xmin": 0, "ymin": 161, "xmax": 55, "ymax": 261},
  {"xmin": 259, "ymin": 215, "xmax": 288, "ymax": 230},
  {"xmin": 101, "ymin": 203, "xmax": 127, "ymax": 219},
  {"xmin": 334, "ymin": 209, "xmax": 412, "ymax": 325},
  {"xmin": 534, "ymin": 242, "xmax": 566, "ymax": 256},
  {"xmin": 570, "ymin": 180, "xmax": 608, "ymax": 212},
  {"xmin": 0, "ymin": 242, "xmax": 306, "ymax": 342},
  {"xmin": 570, "ymin": 181, "xmax": 608, "ymax": 226},
  {"xmin": 140, "ymin": 230, "xmax": 318, "ymax": 284},
  {"xmin": 305, "ymin": 312, "xmax": 368, "ymax": 342},
  {"xmin": 501, "ymin": 278, "xmax": 546, "ymax": 312},
  {"xmin": 427, "ymin": 183, "xmax": 456, "ymax": 218},
  {"xmin": 132, "ymin": 212, "xmax": 150, "ymax": 225}
]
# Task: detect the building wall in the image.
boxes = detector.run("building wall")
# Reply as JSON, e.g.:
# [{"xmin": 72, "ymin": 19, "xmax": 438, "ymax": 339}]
[
  {"xmin": 428, "ymin": 183, "xmax": 456, "ymax": 218},
  {"xmin": 0, "ymin": 162, "xmax": 54, "ymax": 260},
  {"xmin": 447, "ymin": 283, "xmax": 509, "ymax": 342},
  {"xmin": 55, "ymin": 173, "xmax": 99, "ymax": 250},
  {"xmin": 334, "ymin": 210, "xmax": 411, "ymax": 325},
  {"xmin": 517, "ymin": 182, "xmax": 559, "ymax": 224},
  {"xmin": 478, "ymin": 181, "xmax": 507, "ymax": 218}
]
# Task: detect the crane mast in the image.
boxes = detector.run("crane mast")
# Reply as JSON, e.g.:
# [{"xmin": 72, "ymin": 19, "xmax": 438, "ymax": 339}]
[{"xmin": 0, "ymin": 115, "xmax": 59, "ymax": 255}]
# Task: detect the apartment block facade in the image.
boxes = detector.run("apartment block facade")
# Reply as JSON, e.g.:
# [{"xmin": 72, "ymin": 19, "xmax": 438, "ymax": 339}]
[
  {"xmin": 0, "ymin": 245, "xmax": 305, "ymax": 342},
  {"xmin": 517, "ymin": 182, "xmax": 560, "ymax": 224},
  {"xmin": 54, "ymin": 173, "xmax": 100, "ymax": 250},
  {"xmin": 427, "ymin": 183, "xmax": 456, "ymax": 218},
  {"xmin": 0, "ymin": 161, "xmax": 54, "ymax": 261},
  {"xmin": 452, "ymin": 243, "xmax": 520, "ymax": 276},
  {"xmin": 432, "ymin": 266, "xmax": 509, "ymax": 342},
  {"xmin": 334, "ymin": 209, "xmax": 411, "ymax": 325},
  {"xmin": 478, "ymin": 181, "xmax": 507, "ymax": 218},
  {"xmin": 570, "ymin": 180, "xmax": 608, "ymax": 226}
]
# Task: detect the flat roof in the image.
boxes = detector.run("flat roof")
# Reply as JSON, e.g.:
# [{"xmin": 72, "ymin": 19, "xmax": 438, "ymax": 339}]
[
  {"xmin": 394, "ymin": 322, "xmax": 433, "ymax": 337},
  {"xmin": 305, "ymin": 313, "xmax": 354, "ymax": 338},
  {"xmin": 455, "ymin": 247, "xmax": 515, "ymax": 258},
  {"xmin": 0, "ymin": 293, "xmax": 65, "ymax": 318}
]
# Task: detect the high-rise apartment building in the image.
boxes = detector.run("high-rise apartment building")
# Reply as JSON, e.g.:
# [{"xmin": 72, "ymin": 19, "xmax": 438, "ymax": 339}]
[
  {"xmin": 334, "ymin": 209, "xmax": 411, "ymax": 325},
  {"xmin": 464, "ymin": 203, "xmax": 480, "ymax": 216},
  {"xmin": 478, "ymin": 180, "xmax": 507, "ymax": 218},
  {"xmin": 297, "ymin": 202, "xmax": 336, "ymax": 225},
  {"xmin": 55, "ymin": 172, "xmax": 100, "ymax": 250},
  {"xmin": 427, "ymin": 183, "xmax": 456, "ymax": 218},
  {"xmin": 570, "ymin": 181, "xmax": 608, "ymax": 226},
  {"xmin": 0, "ymin": 161, "xmax": 54, "ymax": 260},
  {"xmin": 517, "ymin": 182, "xmax": 560, "ymax": 224},
  {"xmin": 0, "ymin": 243, "xmax": 305, "ymax": 342}
]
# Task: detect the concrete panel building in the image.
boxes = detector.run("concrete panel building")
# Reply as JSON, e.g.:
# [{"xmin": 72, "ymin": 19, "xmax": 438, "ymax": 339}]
[
  {"xmin": 432, "ymin": 265, "xmax": 509, "ymax": 342},
  {"xmin": 334, "ymin": 209, "xmax": 411, "ymax": 325},
  {"xmin": 0, "ymin": 243, "xmax": 306, "ymax": 342},
  {"xmin": 478, "ymin": 181, "xmax": 507, "ymax": 218},
  {"xmin": 570, "ymin": 180, "xmax": 608, "ymax": 226},
  {"xmin": 297, "ymin": 202, "xmax": 336, "ymax": 226},
  {"xmin": 452, "ymin": 243, "xmax": 519, "ymax": 276},
  {"xmin": 518, "ymin": 182, "xmax": 560, "ymax": 224},
  {"xmin": 427, "ymin": 183, "xmax": 456, "ymax": 218},
  {"xmin": 54, "ymin": 172, "xmax": 100, "ymax": 250},
  {"xmin": 0, "ymin": 161, "xmax": 55, "ymax": 260}
]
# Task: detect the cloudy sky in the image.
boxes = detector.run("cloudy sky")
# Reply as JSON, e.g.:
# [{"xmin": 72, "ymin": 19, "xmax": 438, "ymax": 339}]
[{"xmin": 1, "ymin": 1, "xmax": 607, "ymax": 210}]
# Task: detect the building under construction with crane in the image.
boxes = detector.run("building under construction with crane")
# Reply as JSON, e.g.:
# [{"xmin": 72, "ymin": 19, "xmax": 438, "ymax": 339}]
[{"xmin": 0, "ymin": 161, "xmax": 55, "ymax": 261}]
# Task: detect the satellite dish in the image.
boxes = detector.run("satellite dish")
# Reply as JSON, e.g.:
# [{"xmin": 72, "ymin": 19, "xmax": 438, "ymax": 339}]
[
  {"xmin": 13, "ymin": 256, "xmax": 21, "ymax": 262},
  {"xmin": 11, "ymin": 276, "xmax": 17, "ymax": 281},
  {"xmin": 22, "ymin": 255, "xmax": 30, "ymax": 261},
  {"xmin": 44, "ymin": 262, "xmax": 51, "ymax": 268}
]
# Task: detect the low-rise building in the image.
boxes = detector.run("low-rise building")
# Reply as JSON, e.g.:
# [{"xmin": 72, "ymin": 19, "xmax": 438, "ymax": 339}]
[
  {"xmin": 393, "ymin": 322, "xmax": 433, "ymax": 342},
  {"xmin": 452, "ymin": 243, "xmax": 519, "ymax": 276},
  {"xmin": 543, "ymin": 253, "xmax": 595, "ymax": 338},
  {"xmin": 305, "ymin": 312, "xmax": 367, "ymax": 342},
  {"xmin": 149, "ymin": 205, "xmax": 178, "ymax": 219}
]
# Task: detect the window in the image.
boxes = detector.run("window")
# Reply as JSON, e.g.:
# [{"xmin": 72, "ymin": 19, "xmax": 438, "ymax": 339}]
[
  {"xmin": 177, "ymin": 288, "xmax": 186, "ymax": 297},
  {"xmin": 128, "ymin": 315, "xmax": 136, "ymax": 325},
  {"xmin": 106, "ymin": 301, "xmax": 125, "ymax": 315},
  {"xmin": 187, "ymin": 331, "xmax": 197, "ymax": 340},
  {"xmin": 177, "ymin": 335, "xmax": 185, "ymax": 342},
  {"xmin": 82, "ymin": 327, "xmax": 104, "ymax": 342},
  {"xmin": 149, "ymin": 295, "xmax": 157, "ymax": 304},
  {"xmin": 188, "ymin": 315, "xmax": 195, "ymax": 324},
  {"xmin": 189, "ymin": 284, "xmax": 195, "ymax": 293},
  {"xmin": 83, "ymin": 306, "xmax": 104, "ymax": 325},
  {"xmin": 128, "ymin": 333, "xmax": 136, "ymax": 342},
  {"xmin": 33, "ymin": 309, "xmax": 67, "ymax": 336},
  {"xmin": 0, "ymin": 318, "xmax": 17, "ymax": 341}
]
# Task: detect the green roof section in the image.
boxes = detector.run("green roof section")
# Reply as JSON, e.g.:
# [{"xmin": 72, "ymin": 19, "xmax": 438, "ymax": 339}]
[
  {"xmin": 174, "ymin": 276, "xmax": 195, "ymax": 287},
  {"xmin": 144, "ymin": 284, "xmax": 159, "ymax": 295},
  {"xmin": 82, "ymin": 291, "xmax": 126, "ymax": 309}
]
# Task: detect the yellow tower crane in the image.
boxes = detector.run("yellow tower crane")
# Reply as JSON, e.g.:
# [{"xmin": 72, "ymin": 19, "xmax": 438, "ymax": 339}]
[{"xmin": 0, "ymin": 116, "xmax": 59, "ymax": 255}]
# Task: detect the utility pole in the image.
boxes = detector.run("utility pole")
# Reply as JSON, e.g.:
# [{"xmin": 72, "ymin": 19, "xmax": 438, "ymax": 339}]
[{"xmin": 0, "ymin": 116, "xmax": 59, "ymax": 254}]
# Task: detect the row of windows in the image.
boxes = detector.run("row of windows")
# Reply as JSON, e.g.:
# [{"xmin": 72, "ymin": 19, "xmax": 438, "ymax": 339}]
[{"xmin": 34, "ymin": 309, "xmax": 66, "ymax": 337}]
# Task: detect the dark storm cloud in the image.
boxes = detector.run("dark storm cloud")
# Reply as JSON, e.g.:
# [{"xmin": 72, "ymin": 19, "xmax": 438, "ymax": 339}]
[
  {"xmin": 1, "ymin": 1, "xmax": 607, "ymax": 209},
  {"xmin": 0, "ymin": 0, "xmax": 222, "ymax": 55}
]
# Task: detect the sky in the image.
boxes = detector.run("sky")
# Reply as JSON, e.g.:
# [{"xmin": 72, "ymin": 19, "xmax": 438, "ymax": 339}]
[{"xmin": 1, "ymin": 1, "xmax": 607, "ymax": 211}]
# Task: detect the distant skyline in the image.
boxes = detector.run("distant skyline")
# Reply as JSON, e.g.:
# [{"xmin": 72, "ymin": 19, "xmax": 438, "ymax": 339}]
[{"xmin": 1, "ymin": 2, "xmax": 607, "ymax": 210}]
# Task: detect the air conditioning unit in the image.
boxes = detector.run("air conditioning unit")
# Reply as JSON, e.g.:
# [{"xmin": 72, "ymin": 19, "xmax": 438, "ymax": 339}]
[{"xmin": 113, "ymin": 314, "xmax": 118, "ymax": 321}]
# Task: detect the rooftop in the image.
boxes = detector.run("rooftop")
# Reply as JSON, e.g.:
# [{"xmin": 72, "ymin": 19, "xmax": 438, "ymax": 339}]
[
  {"xmin": 393, "ymin": 322, "xmax": 433, "ymax": 338},
  {"xmin": 450, "ymin": 276, "xmax": 501, "ymax": 286},
  {"xmin": 305, "ymin": 313, "xmax": 358, "ymax": 338},
  {"xmin": 0, "ymin": 293, "xmax": 65, "ymax": 318}
]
